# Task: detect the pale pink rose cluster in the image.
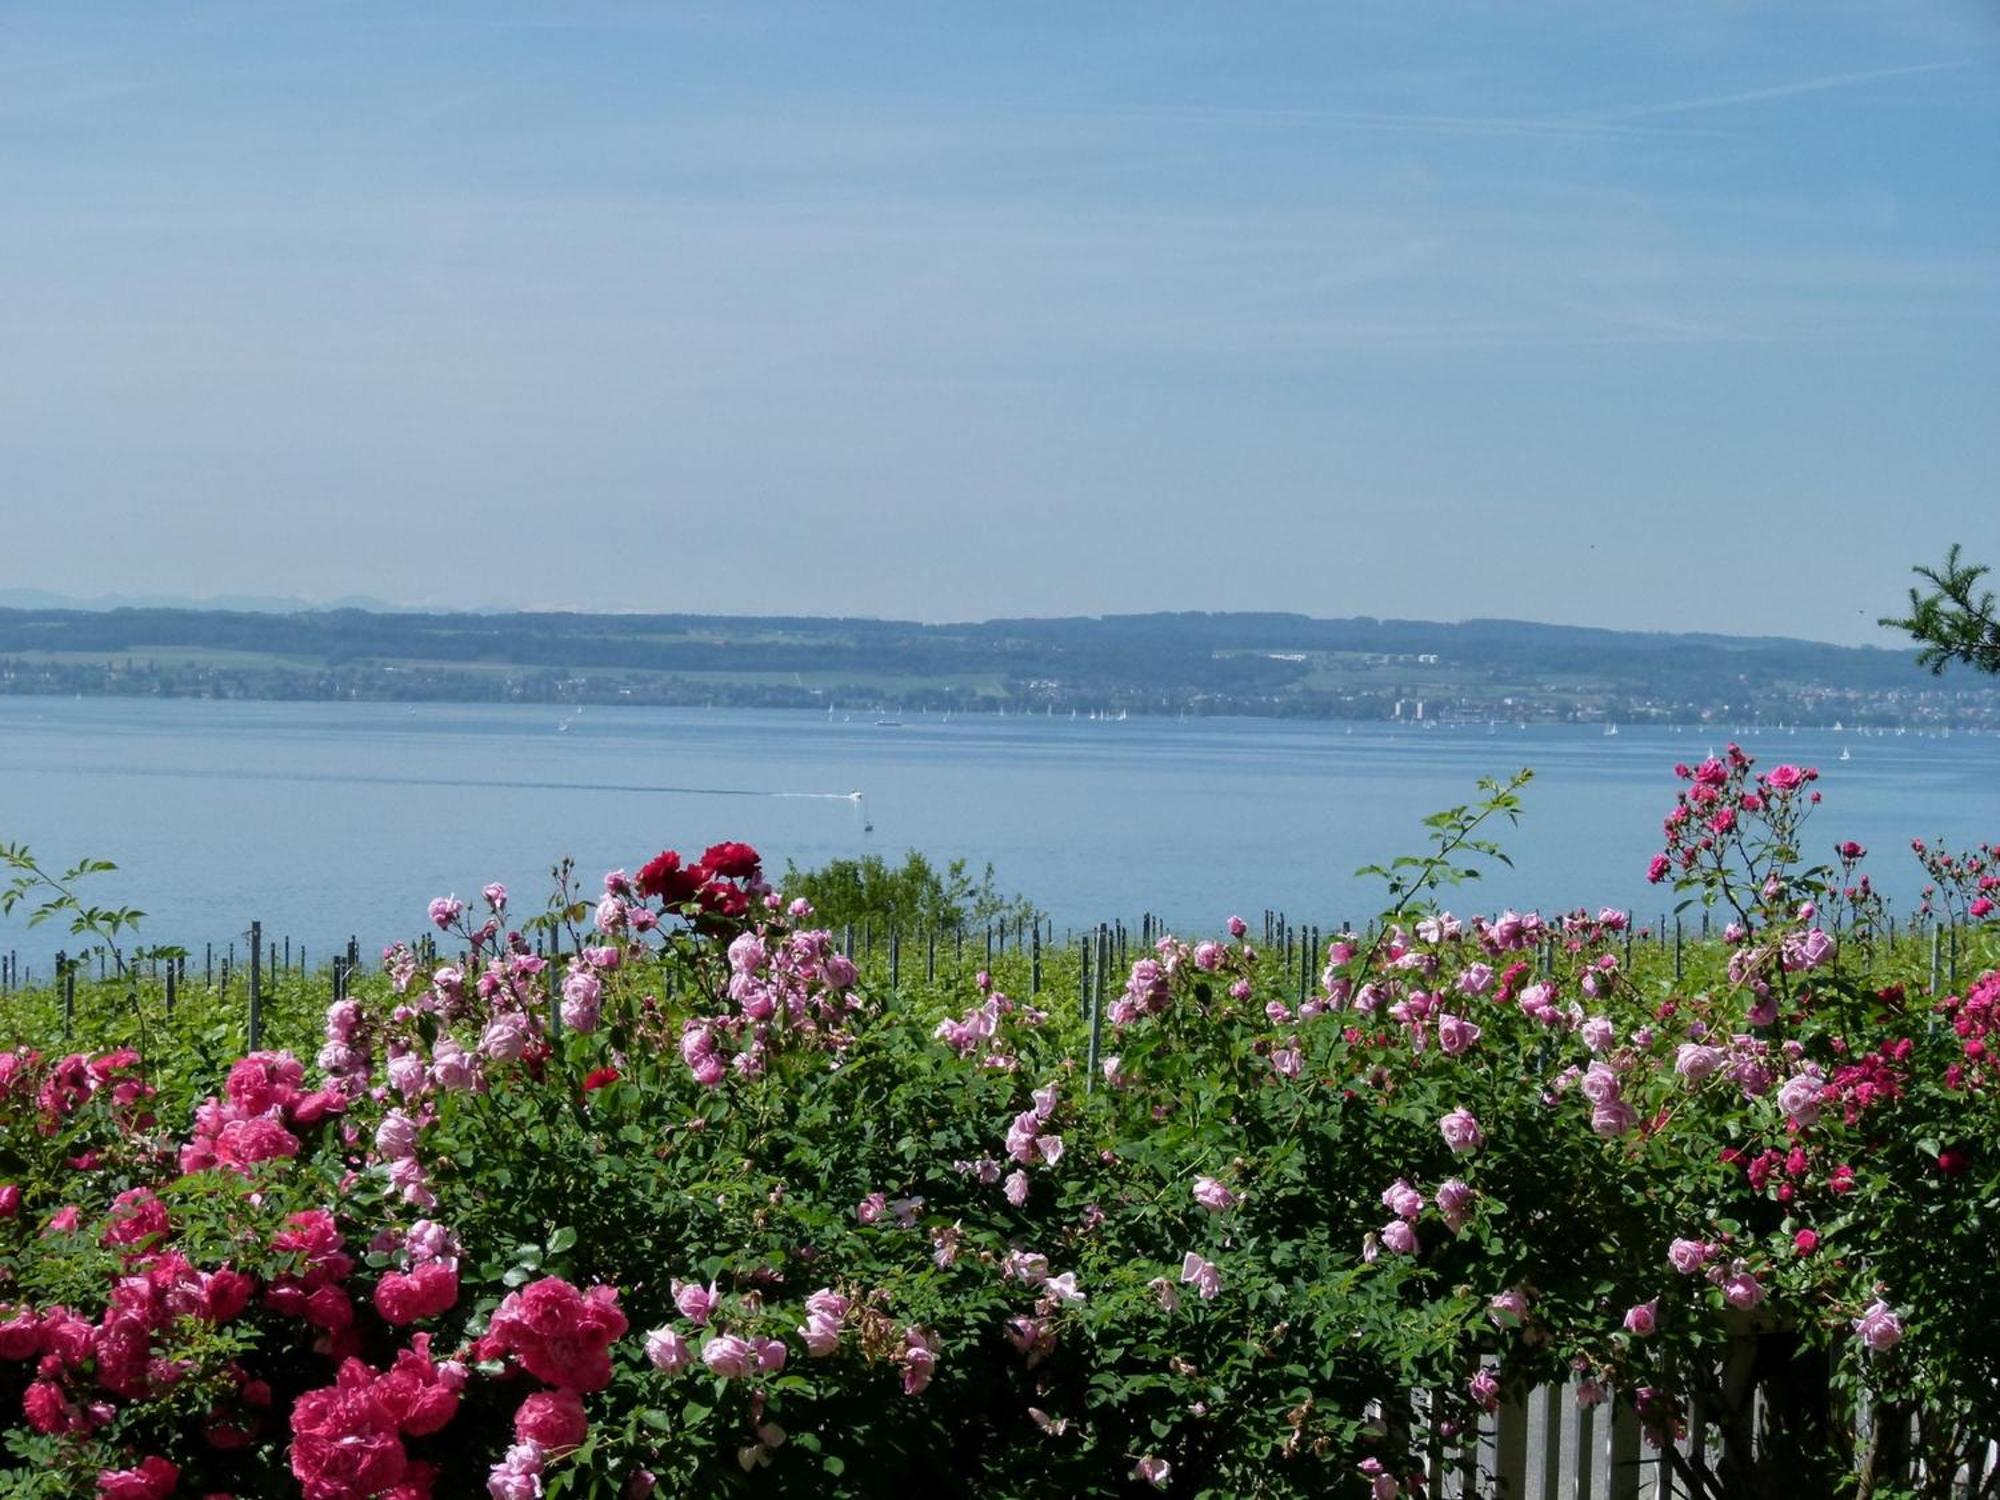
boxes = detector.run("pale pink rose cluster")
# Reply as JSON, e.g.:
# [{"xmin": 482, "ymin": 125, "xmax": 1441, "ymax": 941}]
[
  {"xmin": 1192, "ymin": 1176, "xmax": 1239, "ymax": 1214},
  {"xmin": 1853, "ymin": 1299, "xmax": 1903, "ymax": 1352},
  {"xmin": 1439, "ymin": 1107, "xmax": 1484, "ymax": 1154},
  {"xmin": 1179, "ymin": 1252, "xmax": 1222, "ymax": 1301},
  {"xmin": 1003, "ymin": 1085, "xmax": 1065, "ymax": 1169},
  {"xmin": 797, "ymin": 1288, "xmax": 848, "ymax": 1357},
  {"xmin": 1579, "ymin": 1060, "xmax": 1639, "ymax": 1138}
]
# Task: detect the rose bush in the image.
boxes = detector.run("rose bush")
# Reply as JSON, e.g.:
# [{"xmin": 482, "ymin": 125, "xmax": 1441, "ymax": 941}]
[{"xmin": 0, "ymin": 772, "xmax": 1993, "ymax": 1498}]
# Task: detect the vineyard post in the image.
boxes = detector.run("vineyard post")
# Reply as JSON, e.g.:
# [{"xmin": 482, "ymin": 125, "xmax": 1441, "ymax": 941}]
[
  {"xmin": 1078, "ymin": 936, "xmax": 1090, "ymax": 1020},
  {"xmin": 1086, "ymin": 929, "xmax": 1105, "ymax": 1091},
  {"xmin": 548, "ymin": 939, "xmax": 562, "ymax": 1039},
  {"xmin": 1031, "ymin": 922, "xmax": 1042, "ymax": 996},
  {"xmin": 58, "ymin": 950, "xmax": 71, "ymax": 1039},
  {"xmin": 248, "ymin": 921, "xmax": 263, "ymax": 1052},
  {"xmin": 165, "ymin": 963, "xmax": 176, "ymax": 1021}
]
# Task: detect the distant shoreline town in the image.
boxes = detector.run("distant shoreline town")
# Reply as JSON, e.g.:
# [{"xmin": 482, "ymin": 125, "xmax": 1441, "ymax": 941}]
[{"xmin": 2, "ymin": 604, "xmax": 1996, "ymax": 728}]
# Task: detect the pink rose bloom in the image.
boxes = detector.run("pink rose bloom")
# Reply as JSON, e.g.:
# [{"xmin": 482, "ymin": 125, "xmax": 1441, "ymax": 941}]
[
  {"xmin": 689, "ymin": 1052, "xmax": 727, "ymax": 1088},
  {"xmin": 1381, "ymin": 1179, "xmax": 1424, "ymax": 1220},
  {"xmin": 1590, "ymin": 1098, "xmax": 1639, "ymax": 1138},
  {"xmin": 205, "ymin": 1117, "xmax": 300, "ymax": 1174},
  {"xmin": 1133, "ymin": 1456, "xmax": 1172, "ymax": 1490},
  {"xmin": 1193, "ymin": 941, "xmax": 1224, "ymax": 971},
  {"xmin": 481, "ymin": 1013, "xmax": 531, "ymax": 1062},
  {"xmin": 900, "ymin": 1328, "xmax": 937, "ymax": 1395},
  {"xmin": 1667, "ymin": 1238, "xmax": 1708, "ymax": 1275},
  {"xmin": 1623, "ymin": 1299, "xmax": 1658, "ymax": 1337},
  {"xmin": 96, "ymin": 1456, "xmax": 178, "ymax": 1500},
  {"xmin": 1192, "ymin": 1177, "xmax": 1239, "ymax": 1214},
  {"xmin": 1722, "ymin": 1270, "xmax": 1765, "ymax": 1310},
  {"xmin": 637, "ymin": 1328, "xmax": 689, "ymax": 1379},
  {"xmin": 1488, "ymin": 1288, "xmax": 1530, "ymax": 1329},
  {"xmin": 1227, "ymin": 915, "xmax": 1247, "ymax": 938},
  {"xmin": 856, "ymin": 1192, "xmax": 888, "ymax": 1225},
  {"xmin": 485, "ymin": 1278, "xmax": 628, "ymax": 1392},
  {"xmin": 386, "ymin": 1049, "xmax": 427, "ymax": 1097},
  {"xmin": 1004, "ymin": 1170, "xmax": 1030, "ymax": 1207},
  {"xmin": 799, "ymin": 1311, "xmax": 841, "ymax": 1357},
  {"xmin": 560, "ymin": 970, "xmax": 603, "ymax": 1033},
  {"xmin": 1777, "ymin": 1074, "xmax": 1823, "ymax": 1127},
  {"xmin": 1379, "ymin": 1220, "xmax": 1418, "ymax": 1256},
  {"xmin": 1853, "ymin": 1300, "xmax": 1902, "ymax": 1352},
  {"xmin": 1044, "ymin": 1272, "xmax": 1084, "ymax": 1304},
  {"xmin": 428, "ymin": 896, "xmax": 462, "ymax": 930},
  {"xmin": 672, "ymin": 1280, "xmax": 718, "ymax": 1326},
  {"xmin": 515, "ymin": 1388, "xmax": 587, "ymax": 1452},
  {"xmin": 429, "ymin": 1038, "xmax": 477, "ymax": 1092},
  {"xmin": 701, "ymin": 1334, "xmax": 757, "ymax": 1379},
  {"xmin": 1675, "ymin": 1044, "xmax": 1725, "ymax": 1083},
  {"xmin": 375, "ymin": 1110, "xmax": 421, "ymax": 1160},
  {"xmin": 1581, "ymin": 1017, "xmax": 1616, "ymax": 1053},
  {"xmin": 1437, "ymin": 1014, "xmax": 1482, "ymax": 1055},
  {"xmin": 1579, "ymin": 1062, "xmax": 1623, "ymax": 1105},
  {"xmin": 374, "ymin": 1262, "xmax": 460, "ymax": 1326},
  {"xmin": 1469, "ymin": 1367, "xmax": 1500, "ymax": 1413},
  {"xmin": 1439, "ymin": 1108, "xmax": 1484, "ymax": 1154},
  {"xmin": 1435, "ymin": 1179, "xmax": 1474, "ymax": 1233},
  {"xmin": 1179, "ymin": 1252, "xmax": 1222, "ymax": 1301},
  {"xmin": 488, "ymin": 1441, "xmax": 545, "ymax": 1500}
]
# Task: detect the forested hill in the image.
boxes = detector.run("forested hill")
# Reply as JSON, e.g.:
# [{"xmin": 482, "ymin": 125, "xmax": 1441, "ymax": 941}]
[{"xmin": 0, "ymin": 605, "xmax": 1990, "ymax": 726}]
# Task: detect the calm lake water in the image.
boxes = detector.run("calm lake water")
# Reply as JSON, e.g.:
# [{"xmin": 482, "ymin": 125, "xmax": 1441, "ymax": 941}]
[{"xmin": 0, "ymin": 699, "xmax": 1992, "ymax": 967}]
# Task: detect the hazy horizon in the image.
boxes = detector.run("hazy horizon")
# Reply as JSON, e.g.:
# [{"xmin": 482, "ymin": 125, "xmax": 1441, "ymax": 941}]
[{"xmin": 3, "ymin": 3, "xmax": 1997, "ymax": 647}]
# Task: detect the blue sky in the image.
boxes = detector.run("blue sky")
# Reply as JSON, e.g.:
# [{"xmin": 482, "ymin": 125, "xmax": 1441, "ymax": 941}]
[{"xmin": 1, "ymin": 2, "xmax": 1995, "ymax": 643}]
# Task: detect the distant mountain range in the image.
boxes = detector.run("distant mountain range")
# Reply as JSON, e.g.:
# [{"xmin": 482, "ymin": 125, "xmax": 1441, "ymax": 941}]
[
  {"xmin": 0, "ymin": 589, "xmax": 419, "ymax": 615},
  {"xmin": 0, "ymin": 602, "xmax": 1989, "ymax": 726}
]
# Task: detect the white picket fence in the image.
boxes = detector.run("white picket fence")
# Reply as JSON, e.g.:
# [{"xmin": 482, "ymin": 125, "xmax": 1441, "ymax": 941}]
[{"xmin": 1413, "ymin": 1382, "xmax": 2000, "ymax": 1498}]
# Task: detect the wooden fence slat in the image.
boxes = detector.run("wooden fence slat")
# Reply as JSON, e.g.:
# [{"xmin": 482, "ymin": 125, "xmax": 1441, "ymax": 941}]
[
  {"xmin": 1535, "ymin": 1384, "xmax": 1564, "ymax": 1500},
  {"xmin": 1608, "ymin": 1394, "xmax": 1643, "ymax": 1500},
  {"xmin": 1496, "ymin": 1389, "xmax": 1530, "ymax": 1498}
]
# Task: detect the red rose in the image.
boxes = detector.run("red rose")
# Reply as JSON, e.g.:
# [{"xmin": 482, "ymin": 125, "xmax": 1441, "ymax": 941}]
[
  {"xmin": 698, "ymin": 841, "xmax": 762, "ymax": 881},
  {"xmin": 1938, "ymin": 1146, "xmax": 1972, "ymax": 1176},
  {"xmin": 635, "ymin": 850, "xmax": 703, "ymax": 905},
  {"xmin": 582, "ymin": 1066, "xmax": 621, "ymax": 1095}
]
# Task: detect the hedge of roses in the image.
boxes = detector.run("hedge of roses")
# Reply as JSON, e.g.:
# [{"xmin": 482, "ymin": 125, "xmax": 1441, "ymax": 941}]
[{"xmin": 0, "ymin": 751, "xmax": 1994, "ymax": 1498}]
